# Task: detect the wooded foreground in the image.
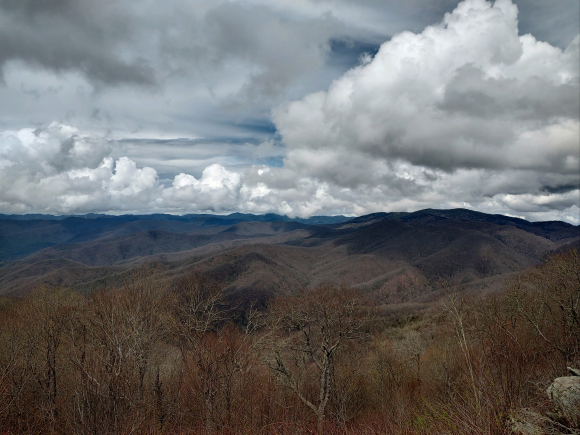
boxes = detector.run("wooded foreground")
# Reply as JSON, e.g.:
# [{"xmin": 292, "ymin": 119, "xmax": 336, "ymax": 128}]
[{"xmin": 0, "ymin": 249, "xmax": 578, "ymax": 434}]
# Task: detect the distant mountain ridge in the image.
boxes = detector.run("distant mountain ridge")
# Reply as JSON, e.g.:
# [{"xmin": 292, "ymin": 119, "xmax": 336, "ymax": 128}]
[
  {"xmin": 0, "ymin": 209, "xmax": 577, "ymax": 305},
  {"xmin": 0, "ymin": 213, "xmax": 349, "ymax": 262},
  {"xmin": 337, "ymin": 208, "xmax": 577, "ymax": 241},
  {"xmin": 0, "ymin": 212, "xmax": 350, "ymax": 225}
]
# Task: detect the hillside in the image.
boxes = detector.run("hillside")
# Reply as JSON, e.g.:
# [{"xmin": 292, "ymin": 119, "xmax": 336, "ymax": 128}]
[
  {"xmin": 0, "ymin": 213, "xmax": 347, "ymax": 262},
  {"xmin": 0, "ymin": 209, "xmax": 577, "ymax": 303}
]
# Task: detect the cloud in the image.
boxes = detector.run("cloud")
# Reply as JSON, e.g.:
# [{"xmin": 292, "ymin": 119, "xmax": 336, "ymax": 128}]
[
  {"xmin": 515, "ymin": 0, "xmax": 580, "ymax": 49},
  {"xmin": 160, "ymin": 164, "xmax": 242, "ymax": 212},
  {"xmin": 0, "ymin": 122, "xmax": 111, "ymax": 173},
  {"xmin": 0, "ymin": 0, "xmax": 156, "ymax": 87},
  {"xmin": 274, "ymin": 0, "xmax": 578, "ymax": 172},
  {"xmin": 269, "ymin": 0, "xmax": 579, "ymax": 220},
  {"xmin": 0, "ymin": 0, "xmax": 361, "ymax": 148},
  {"xmin": 0, "ymin": 0, "xmax": 343, "ymax": 101},
  {"xmin": 0, "ymin": 0, "xmax": 578, "ymax": 224},
  {"xmin": 0, "ymin": 124, "xmax": 160, "ymax": 213},
  {"xmin": 1, "ymin": 0, "xmax": 576, "ymax": 144}
]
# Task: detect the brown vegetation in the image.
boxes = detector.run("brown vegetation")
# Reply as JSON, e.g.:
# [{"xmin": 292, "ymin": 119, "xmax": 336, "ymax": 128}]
[{"xmin": 0, "ymin": 249, "xmax": 578, "ymax": 434}]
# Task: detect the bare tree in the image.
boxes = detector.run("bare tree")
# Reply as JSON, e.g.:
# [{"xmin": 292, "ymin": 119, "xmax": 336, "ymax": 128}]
[
  {"xmin": 394, "ymin": 329, "xmax": 425, "ymax": 385},
  {"xmin": 171, "ymin": 270, "xmax": 230, "ymax": 433},
  {"xmin": 265, "ymin": 283, "xmax": 371, "ymax": 433},
  {"xmin": 173, "ymin": 270, "xmax": 229, "ymax": 345},
  {"xmin": 0, "ymin": 287, "xmax": 78, "ymax": 433},
  {"xmin": 23, "ymin": 287, "xmax": 76, "ymax": 430},
  {"xmin": 67, "ymin": 265, "xmax": 171, "ymax": 434},
  {"xmin": 508, "ymin": 249, "xmax": 580, "ymax": 366}
]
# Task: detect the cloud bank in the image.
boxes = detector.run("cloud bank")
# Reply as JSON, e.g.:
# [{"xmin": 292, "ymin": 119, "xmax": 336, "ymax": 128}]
[{"xmin": 0, "ymin": 0, "xmax": 578, "ymax": 223}]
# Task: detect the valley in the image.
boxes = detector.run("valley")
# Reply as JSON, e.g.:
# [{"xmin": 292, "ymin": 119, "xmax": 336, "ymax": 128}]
[{"xmin": 1, "ymin": 208, "xmax": 577, "ymax": 309}]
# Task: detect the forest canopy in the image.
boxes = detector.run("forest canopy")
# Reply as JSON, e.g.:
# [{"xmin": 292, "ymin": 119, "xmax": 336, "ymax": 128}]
[{"xmin": 0, "ymin": 249, "xmax": 578, "ymax": 434}]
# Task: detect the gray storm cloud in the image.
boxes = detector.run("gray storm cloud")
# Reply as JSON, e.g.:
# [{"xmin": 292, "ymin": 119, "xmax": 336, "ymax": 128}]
[
  {"xmin": 0, "ymin": 0, "xmax": 341, "ymax": 100},
  {"xmin": 0, "ymin": 0, "xmax": 156, "ymax": 86},
  {"xmin": 0, "ymin": 0, "xmax": 578, "ymax": 223}
]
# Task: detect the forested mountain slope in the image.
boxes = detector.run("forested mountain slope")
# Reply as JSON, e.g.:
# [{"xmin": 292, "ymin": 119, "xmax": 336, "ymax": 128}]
[{"xmin": 0, "ymin": 209, "xmax": 577, "ymax": 302}]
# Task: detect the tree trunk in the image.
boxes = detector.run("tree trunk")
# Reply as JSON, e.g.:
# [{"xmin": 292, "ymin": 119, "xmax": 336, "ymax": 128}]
[{"xmin": 316, "ymin": 409, "xmax": 324, "ymax": 433}]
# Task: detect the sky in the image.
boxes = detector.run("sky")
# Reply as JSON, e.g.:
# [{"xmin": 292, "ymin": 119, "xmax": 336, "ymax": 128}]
[{"xmin": 0, "ymin": 0, "xmax": 578, "ymax": 223}]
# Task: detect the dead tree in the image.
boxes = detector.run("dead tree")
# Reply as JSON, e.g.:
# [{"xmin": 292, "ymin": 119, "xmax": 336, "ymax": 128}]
[{"xmin": 265, "ymin": 283, "xmax": 371, "ymax": 433}]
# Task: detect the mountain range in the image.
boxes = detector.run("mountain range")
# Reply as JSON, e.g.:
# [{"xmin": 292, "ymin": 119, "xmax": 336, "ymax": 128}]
[{"xmin": 0, "ymin": 209, "xmax": 578, "ymax": 310}]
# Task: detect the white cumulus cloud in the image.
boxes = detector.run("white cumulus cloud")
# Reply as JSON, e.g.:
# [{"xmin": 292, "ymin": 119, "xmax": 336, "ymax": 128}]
[
  {"xmin": 270, "ymin": 0, "xmax": 579, "ymax": 221},
  {"xmin": 0, "ymin": 125, "xmax": 160, "ymax": 214}
]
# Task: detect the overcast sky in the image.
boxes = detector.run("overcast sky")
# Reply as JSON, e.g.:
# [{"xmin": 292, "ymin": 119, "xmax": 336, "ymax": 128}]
[{"xmin": 0, "ymin": 0, "xmax": 578, "ymax": 222}]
